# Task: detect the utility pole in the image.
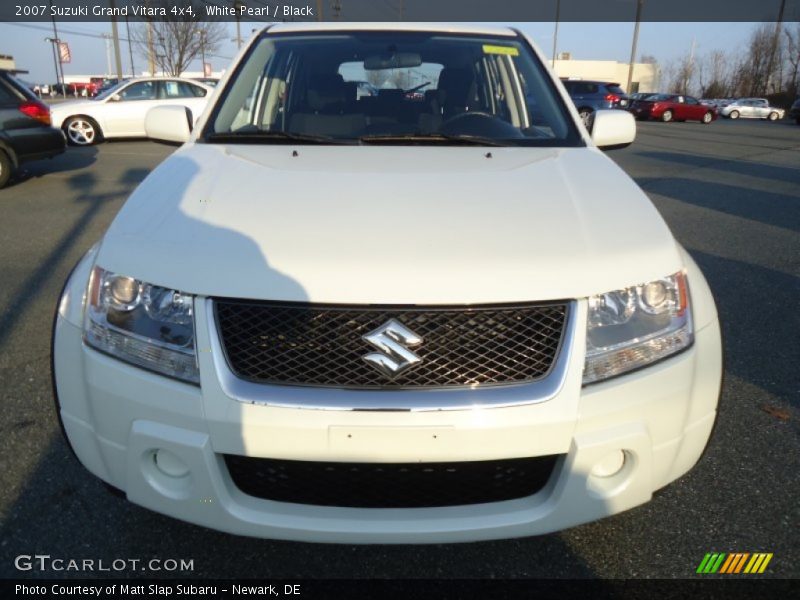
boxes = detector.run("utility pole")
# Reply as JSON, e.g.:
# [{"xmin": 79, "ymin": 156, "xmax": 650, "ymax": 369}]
[
  {"xmin": 125, "ymin": 16, "xmax": 135, "ymax": 77},
  {"xmin": 551, "ymin": 0, "xmax": 560, "ymax": 69},
  {"xmin": 109, "ymin": 0, "xmax": 123, "ymax": 80},
  {"xmin": 234, "ymin": 1, "xmax": 244, "ymax": 49},
  {"xmin": 626, "ymin": 0, "xmax": 643, "ymax": 94},
  {"xmin": 399, "ymin": 0, "xmax": 404, "ymax": 20},
  {"xmin": 316, "ymin": 0, "xmax": 323, "ymax": 21},
  {"xmin": 766, "ymin": 0, "xmax": 787, "ymax": 94}
]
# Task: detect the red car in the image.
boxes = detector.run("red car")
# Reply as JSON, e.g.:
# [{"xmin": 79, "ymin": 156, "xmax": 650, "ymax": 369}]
[{"xmin": 629, "ymin": 94, "xmax": 718, "ymax": 124}]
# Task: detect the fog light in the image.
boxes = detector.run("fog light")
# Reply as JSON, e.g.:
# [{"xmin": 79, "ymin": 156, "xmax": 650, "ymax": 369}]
[
  {"xmin": 590, "ymin": 450, "xmax": 626, "ymax": 478},
  {"xmin": 154, "ymin": 449, "xmax": 189, "ymax": 479}
]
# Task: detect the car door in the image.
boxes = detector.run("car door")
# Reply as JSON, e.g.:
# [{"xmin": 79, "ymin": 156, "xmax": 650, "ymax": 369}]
[
  {"xmin": 739, "ymin": 100, "xmax": 755, "ymax": 118},
  {"xmin": 684, "ymin": 96, "xmax": 703, "ymax": 120},
  {"xmin": 754, "ymin": 100, "xmax": 768, "ymax": 118},
  {"xmin": 99, "ymin": 80, "xmax": 159, "ymax": 136},
  {"xmin": 671, "ymin": 95, "xmax": 687, "ymax": 119},
  {"xmin": 158, "ymin": 80, "xmax": 210, "ymax": 124}
]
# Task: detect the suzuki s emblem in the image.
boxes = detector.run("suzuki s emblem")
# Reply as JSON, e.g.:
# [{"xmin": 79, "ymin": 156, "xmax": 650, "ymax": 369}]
[{"xmin": 362, "ymin": 319, "xmax": 423, "ymax": 378}]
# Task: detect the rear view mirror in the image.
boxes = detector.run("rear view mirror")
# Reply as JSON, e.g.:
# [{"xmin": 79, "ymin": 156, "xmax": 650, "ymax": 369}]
[
  {"xmin": 145, "ymin": 105, "xmax": 193, "ymax": 144},
  {"xmin": 364, "ymin": 52, "xmax": 422, "ymax": 70}
]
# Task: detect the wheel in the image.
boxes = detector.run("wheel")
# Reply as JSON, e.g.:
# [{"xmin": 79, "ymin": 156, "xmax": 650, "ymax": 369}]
[
  {"xmin": 578, "ymin": 108, "xmax": 593, "ymax": 129},
  {"xmin": 64, "ymin": 116, "xmax": 101, "ymax": 146},
  {"xmin": 0, "ymin": 150, "xmax": 12, "ymax": 188},
  {"xmin": 661, "ymin": 109, "xmax": 673, "ymax": 122},
  {"xmin": 768, "ymin": 112, "xmax": 778, "ymax": 121},
  {"xmin": 702, "ymin": 111, "xmax": 713, "ymax": 124},
  {"xmin": 728, "ymin": 110, "xmax": 739, "ymax": 119}
]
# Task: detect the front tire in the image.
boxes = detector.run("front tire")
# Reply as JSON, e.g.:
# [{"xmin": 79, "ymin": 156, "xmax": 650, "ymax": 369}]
[
  {"xmin": 702, "ymin": 111, "xmax": 713, "ymax": 124},
  {"xmin": 661, "ymin": 109, "xmax": 673, "ymax": 122},
  {"xmin": 64, "ymin": 116, "xmax": 102, "ymax": 146},
  {"xmin": 0, "ymin": 150, "xmax": 11, "ymax": 188},
  {"xmin": 728, "ymin": 110, "xmax": 740, "ymax": 120},
  {"xmin": 768, "ymin": 112, "xmax": 779, "ymax": 121}
]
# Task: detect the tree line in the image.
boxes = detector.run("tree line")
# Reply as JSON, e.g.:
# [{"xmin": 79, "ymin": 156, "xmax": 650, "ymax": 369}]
[{"xmin": 659, "ymin": 23, "xmax": 800, "ymax": 103}]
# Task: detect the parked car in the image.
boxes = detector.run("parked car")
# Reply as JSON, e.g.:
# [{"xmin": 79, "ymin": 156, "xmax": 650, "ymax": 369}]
[
  {"xmin": 88, "ymin": 77, "xmax": 124, "ymax": 97},
  {"xmin": 49, "ymin": 77, "xmax": 213, "ymax": 146},
  {"xmin": 789, "ymin": 97, "xmax": 800, "ymax": 124},
  {"xmin": 192, "ymin": 77, "xmax": 220, "ymax": 87},
  {"xmin": 629, "ymin": 93, "xmax": 717, "ymax": 123},
  {"xmin": 53, "ymin": 23, "xmax": 721, "ymax": 543},
  {"xmin": 629, "ymin": 92, "xmax": 654, "ymax": 102},
  {"xmin": 560, "ymin": 79, "xmax": 630, "ymax": 127},
  {"xmin": 719, "ymin": 98, "xmax": 785, "ymax": 121},
  {"xmin": 0, "ymin": 69, "xmax": 65, "ymax": 188}
]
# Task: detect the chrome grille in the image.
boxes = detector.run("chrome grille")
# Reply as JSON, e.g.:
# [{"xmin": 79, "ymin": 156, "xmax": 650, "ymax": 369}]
[{"xmin": 214, "ymin": 300, "xmax": 569, "ymax": 389}]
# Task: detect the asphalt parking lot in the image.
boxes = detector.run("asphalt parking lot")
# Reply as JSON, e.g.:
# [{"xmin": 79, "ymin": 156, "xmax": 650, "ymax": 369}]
[{"xmin": 0, "ymin": 118, "xmax": 797, "ymax": 579}]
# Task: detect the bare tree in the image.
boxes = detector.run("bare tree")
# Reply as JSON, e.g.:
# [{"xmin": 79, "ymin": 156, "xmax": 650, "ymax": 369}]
[
  {"xmin": 663, "ymin": 52, "xmax": 694, "ymax": 95},
  {"xmin": 133, "ymin": 19, "xmax": 227, "ymax": 77},
  {"xmin": 737, "ymin": 24, "xmax": 778, "ymax": 96},
  {"xmin": 784, "ymin": 23, "xmax": 800, "ymax": 95},
  {"xmin": 366, "ymin": 69, "xmax": 385, "ymax": 88},
  {"xmin": 695, "ymin": 50, "xmax": 730, "ymax": 98}
]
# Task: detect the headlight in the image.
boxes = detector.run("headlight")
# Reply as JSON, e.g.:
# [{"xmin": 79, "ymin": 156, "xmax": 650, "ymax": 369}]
[
  {"xmin": 583, "ymin": 271, "xmax": 693, "ymax": 384},
  {"xmin": 83, "ymin": 267, "xmax": 199, "ymax": 384}
]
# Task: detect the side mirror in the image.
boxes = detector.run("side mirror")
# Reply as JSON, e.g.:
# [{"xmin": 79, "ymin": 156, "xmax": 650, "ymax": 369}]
[
  {"xmin": 109, "ymin": 94, "xmax": 121, "ymax": 102},
  {"xmin": 145, "ymin": 105, "xmax": 193, "ymax": 144},
  {"xmin": 591, "ymin": 110, "xmax": 636, "ymax": 150}
]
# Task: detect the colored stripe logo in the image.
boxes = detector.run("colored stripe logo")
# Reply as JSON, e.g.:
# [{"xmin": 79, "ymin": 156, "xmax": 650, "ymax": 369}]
[{"xmin": 696, "ymin": 552, "xmax": 773, "ymax": 574}]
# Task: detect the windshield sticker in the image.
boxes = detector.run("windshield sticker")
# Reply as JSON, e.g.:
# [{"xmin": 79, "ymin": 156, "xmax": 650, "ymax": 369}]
[{"xmin": 482, "ymin": 45, "xmax": 519, "ymax": 56}]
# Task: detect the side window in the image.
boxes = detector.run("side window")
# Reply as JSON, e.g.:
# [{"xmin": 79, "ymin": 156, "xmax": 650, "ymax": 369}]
[
  {"xmin": 187, "ymin": 83, "xmax": 207, "ymax": 97},
  {"xmin": 0, "ymin": 79, "xmax": 20, "ymax": 105},
  {"xmin": 119, "ymin": 81, "xmax": 156, "ymax": 101},
  {"xmin": 685, "ymin": 97, "xmax": 698, "ymax": 105},
  {"xmin": 585, "ymin": 83, "xmax": 598, "ymax": 94}
]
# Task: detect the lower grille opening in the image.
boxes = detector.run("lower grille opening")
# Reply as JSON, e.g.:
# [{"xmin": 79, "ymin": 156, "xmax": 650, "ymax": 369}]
[{"xmin": 224, "ymin": 455, "xmax": 561, "ymax": 508}]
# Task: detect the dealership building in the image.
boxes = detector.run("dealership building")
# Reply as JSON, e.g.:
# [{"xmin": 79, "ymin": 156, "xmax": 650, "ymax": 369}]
[{"xmin": 552, "ymin": 55, "xmax": 659, "ymax": 93}]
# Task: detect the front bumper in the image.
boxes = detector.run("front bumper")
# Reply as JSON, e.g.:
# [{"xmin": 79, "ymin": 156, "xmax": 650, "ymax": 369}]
[{"xmin": 52, "ymin": 250, "xmax": 722, "ymax": 543}]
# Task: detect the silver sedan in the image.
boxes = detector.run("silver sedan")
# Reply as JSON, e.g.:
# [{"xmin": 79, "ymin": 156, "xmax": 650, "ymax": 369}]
[{"xmin": 720, "ymin": 98, "xmax": 785, "ymax": 121}]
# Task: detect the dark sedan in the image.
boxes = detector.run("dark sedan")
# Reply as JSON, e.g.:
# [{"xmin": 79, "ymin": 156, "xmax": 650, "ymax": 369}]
[
  {"xmin": 629, "ymin": 93, "xmax": 718, "ymax": 124},
  {"xmin": 0, "ymin": 69, "xmax": 65, "ymax": 188}
]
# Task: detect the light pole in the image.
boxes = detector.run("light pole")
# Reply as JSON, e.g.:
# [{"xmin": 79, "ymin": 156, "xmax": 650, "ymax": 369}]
[
  {"xmin": 552, "ymin": 0, "xmax": 560, "ymax": 69},
  {"xmin": 101, "ymin": 33, "xmax": 113, "ymax": 76},
  {"xmin": 45, "ymin": 37, "xmax": 61, "ymax": 96},
  {"xmin": 48, "ymin": 0, "xmax": 66, "ymax": 97},
  {"xmin": 125, "ymin": 16, "xmax": 135, "ymax": 77},
  {"xmin": 200, "ymin": 30, "xmax": 207, "ymax": 76}
]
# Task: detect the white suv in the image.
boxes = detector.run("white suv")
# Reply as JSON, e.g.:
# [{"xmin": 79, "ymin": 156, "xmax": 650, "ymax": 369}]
[{"xmin": 52, "ymin": 23, "xmax": 722, "ymax": 543}]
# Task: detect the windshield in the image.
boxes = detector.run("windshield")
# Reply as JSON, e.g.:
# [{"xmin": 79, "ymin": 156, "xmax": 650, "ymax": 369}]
[{"xmin": 205, "ymin": 31, "xmax": 580, "ymax": 146}]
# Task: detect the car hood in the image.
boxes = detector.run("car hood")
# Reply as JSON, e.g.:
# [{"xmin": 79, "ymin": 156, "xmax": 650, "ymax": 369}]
[{"xmin": 97, "ymin": 144, "xmax": 682, "ymax": 304}]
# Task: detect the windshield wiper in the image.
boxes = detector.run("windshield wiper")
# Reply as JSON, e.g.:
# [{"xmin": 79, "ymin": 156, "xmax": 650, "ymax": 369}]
[
  {"xmin": 358, "ymin": 133, "xmax": 508, "ymax": 147},
  {"xmin": 205, "ymin": 130, "xmax": 353, "ymax": 145}
]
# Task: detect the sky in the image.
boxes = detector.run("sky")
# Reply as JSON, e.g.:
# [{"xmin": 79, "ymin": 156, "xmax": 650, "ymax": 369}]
[{"xmin": 0, "ymin": 20, "xmax": 760, "ymax": 83}]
